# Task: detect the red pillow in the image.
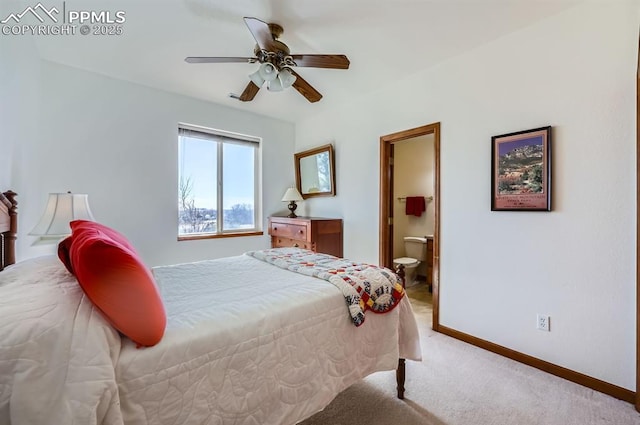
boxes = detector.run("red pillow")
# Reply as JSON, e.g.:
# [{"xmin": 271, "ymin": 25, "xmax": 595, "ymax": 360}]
[
  {"xmin": 58, "ymin": 221, "xmax": 135, "ymax": 275},
  {"xmin": 57, "ymin": 236, "xmax": 74, "ymax": 274},
  {"xmin": 69, "ymin": 223, "xmax": 166, "ymax": 347},
  {"xmin": 70, "ymin": 220, "xmax": 137, "ymax": 253}
]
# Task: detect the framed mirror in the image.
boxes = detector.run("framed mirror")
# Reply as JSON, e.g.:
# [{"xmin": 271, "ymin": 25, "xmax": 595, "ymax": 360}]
[{"xmin": 294, "ymin": 144, "xmax": 336, "ymax": 199}]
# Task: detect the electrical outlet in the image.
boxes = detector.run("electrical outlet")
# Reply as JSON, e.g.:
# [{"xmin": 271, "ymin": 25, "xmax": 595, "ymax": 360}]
[{"xmin": 537, "ymin": 314, "xmax": 550, "ymax": 331}]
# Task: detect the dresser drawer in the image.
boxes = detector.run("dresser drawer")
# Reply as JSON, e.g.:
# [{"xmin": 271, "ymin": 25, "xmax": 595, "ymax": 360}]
[
  {"xmin": 272, "ymin": 237, "xmax": 315, "ymax": 250},
  {"xmin": 269, "ymin": 222, "xmax": 308, "ymax": 241}
]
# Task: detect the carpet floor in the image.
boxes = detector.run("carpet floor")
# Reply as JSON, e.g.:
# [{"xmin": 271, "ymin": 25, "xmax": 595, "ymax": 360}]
[{"xmin": 300, "ymin": 283, "xmax": 640, "ymax": 425}]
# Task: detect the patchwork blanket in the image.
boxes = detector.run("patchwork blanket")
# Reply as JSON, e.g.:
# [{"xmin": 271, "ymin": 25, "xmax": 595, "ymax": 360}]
[{"xmin": 247, "ymin": 248, "xmax": 405, "ymax": 326}]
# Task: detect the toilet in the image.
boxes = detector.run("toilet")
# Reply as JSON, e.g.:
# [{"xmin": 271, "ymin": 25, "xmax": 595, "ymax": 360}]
[{"xmin": 393, "ymin": 236, "xmax": 428, "ymax": 286}]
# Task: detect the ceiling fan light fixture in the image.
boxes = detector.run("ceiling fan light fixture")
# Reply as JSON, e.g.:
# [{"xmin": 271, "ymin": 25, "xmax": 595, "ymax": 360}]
[
  {"xmin": 249, "ymin": 70, "xmax": 265, "ymax": 87},
  {"xmin": 267, "ymin": 78, "xmax": 284, "ymax": 92},
  {"xmin": 258, "ymin": 62, "xmax": 278, "ymax": 82},
  {"xmin": 278, "ymin": 67, "xmax": 296, "ymax": 89},
  {"xmin": 186, "ymin": 18, "xmax": 349, "ymax": 103}
]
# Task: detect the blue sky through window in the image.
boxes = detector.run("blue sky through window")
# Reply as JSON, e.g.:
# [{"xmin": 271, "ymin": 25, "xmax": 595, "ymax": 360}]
[
  {"xmin": 223, "ymin": 143, "xmax": 254, "ymax": 209},
  {"xmin": 179, "ymin": 135, "xmax": 255, "ymax": 210}
]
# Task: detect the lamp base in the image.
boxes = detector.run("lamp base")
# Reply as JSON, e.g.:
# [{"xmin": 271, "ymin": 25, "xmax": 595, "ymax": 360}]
[{"xmin": 287, "ymin": 201, "xmax": 298, "ymax": 218}]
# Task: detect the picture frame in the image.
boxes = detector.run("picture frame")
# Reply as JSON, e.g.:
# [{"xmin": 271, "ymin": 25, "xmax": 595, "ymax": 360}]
[{"xmin": 491, "ymin": 126, "xmax": 551, "ymax": 211}]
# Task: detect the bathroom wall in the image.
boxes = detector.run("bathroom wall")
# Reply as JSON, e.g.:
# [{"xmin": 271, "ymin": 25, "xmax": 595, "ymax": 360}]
[{"xmin": 392, "ymin": 134, "xmax": 435, "ymax": 277}]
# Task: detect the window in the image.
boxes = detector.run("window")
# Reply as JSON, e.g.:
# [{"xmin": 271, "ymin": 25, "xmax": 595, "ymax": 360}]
[{"xmin": 178, "ymin": 124, "xmax": 261, "ymax": 239}]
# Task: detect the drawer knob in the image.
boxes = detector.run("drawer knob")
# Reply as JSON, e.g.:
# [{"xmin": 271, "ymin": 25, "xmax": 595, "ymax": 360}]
[
  {"xmin": 273, "ymin": 227, "xmax": 277, "ymax": 231},
  {"xmin": 293, "ymin": 243, "xmax": 299, "ymax": 247},
  {"xmin": 299, "ymin": 230, "xmax": 303, "ymax": 233}
]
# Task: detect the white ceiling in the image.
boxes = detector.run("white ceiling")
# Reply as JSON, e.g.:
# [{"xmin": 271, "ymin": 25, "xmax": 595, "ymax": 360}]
[{"xmin": 28, "ymin": 0, "xmax": 578, "ymax": 124}]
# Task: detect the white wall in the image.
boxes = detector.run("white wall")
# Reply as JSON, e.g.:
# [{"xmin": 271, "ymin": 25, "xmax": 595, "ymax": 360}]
[
  {"xmin": 296, "ymin": 2, "xmax": 638, "ymax": 391},
  {"xmin": 5, "ymin": 55, "xmax": 295, "ymax": 266},
  {"xmin": 0, "ymin": 35, "xmax": 40, "ymax": 191}
]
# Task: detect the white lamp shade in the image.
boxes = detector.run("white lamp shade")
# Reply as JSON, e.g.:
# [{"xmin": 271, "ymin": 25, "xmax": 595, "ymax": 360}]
[
  {"xmin": 268, "ymin": 68, "xmax": 297, "ymax": 92},
  {"xmin": 279, "ymin": 68, "xmax": 296, "ymax": 88},
  {"xmin": 29, "ymin": 192, "xmax": 95, "ymax": 237},
  {"xmin": 281, "ymin": 187, "xmax": 303, "ymax": 202},
  {"xmin": 258, "ymin": 62, "xmax": 278, "ymax": 82},
  {"xmin": 249, "ymin": 70, "xmax": 265, "ymax": 87},
  {"xmin": 267, "ymin": 77, "xmax": 284, "ymax": 92}
]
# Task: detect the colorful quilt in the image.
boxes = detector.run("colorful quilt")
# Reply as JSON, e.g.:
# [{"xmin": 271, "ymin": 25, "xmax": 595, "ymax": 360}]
[{"xmin": 247, "ymin": 248, "xmax": 405, "ymax": 326}]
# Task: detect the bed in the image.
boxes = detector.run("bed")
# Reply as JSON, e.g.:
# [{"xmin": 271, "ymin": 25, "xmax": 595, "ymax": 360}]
[{"xmin": 0, "ymin": 191, "xmax": 422, "ymax": 425}]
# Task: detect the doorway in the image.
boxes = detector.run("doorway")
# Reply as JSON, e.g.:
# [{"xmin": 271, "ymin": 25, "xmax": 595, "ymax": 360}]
[{"xmin": 379, "ymin": 122, "xmax": 441, "ymax": 330}]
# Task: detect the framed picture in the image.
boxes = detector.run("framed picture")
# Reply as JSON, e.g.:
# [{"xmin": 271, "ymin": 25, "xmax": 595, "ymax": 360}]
[{"xmin": 491, "ymin": 126, "xmax": 551, "ymax": 211}]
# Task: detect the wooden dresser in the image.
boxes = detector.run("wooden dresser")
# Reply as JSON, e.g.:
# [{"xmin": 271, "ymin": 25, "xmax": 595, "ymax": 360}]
[{"xmin": 268, "ymin": 216, "xmax": 343, "ymax": 258}]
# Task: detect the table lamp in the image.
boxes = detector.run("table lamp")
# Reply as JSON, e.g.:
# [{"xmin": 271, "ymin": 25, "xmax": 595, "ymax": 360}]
[{"xmin": 281, "ymin": 187, "xmax": 303, "ymax": 218}]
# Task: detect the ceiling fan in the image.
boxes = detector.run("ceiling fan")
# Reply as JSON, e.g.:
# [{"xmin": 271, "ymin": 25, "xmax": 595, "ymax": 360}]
[{"xmin": 185, "ymin": 17, "xmax": 350, "ymax": 103}]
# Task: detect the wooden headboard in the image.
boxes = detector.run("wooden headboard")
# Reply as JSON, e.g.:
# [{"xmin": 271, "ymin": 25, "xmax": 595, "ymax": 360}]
[{"xmin": 0, "ymin": 191, "xmax": 17, "ymax": 271}]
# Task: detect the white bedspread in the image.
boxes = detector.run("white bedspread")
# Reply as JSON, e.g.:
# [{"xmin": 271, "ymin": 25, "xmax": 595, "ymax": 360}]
[
  {"xmin": 0, "ymin": 254, "xmax": 421, "ymax": 425},
  {"xmin": 0, "ymin": 256, "xmax": 124, "ymax": 425},
  {"xmin": 118, "ymin": 254, "xmax": 421, "ymax": 425}
]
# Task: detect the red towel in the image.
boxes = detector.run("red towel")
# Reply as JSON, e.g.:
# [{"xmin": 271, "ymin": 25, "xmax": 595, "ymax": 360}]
[{"xmin": 405, "ymin": 196, "xmax": 426, "ymax": 217}]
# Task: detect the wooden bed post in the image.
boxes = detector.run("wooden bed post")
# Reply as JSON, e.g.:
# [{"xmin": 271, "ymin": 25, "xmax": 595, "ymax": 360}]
[
  {"xmin": 396, "ymin": 358, "xmax": 406, "ymax": 399},
  {"xmin": 2, "ymin": 191, "xmax": 17, "ymax": 268},
  {"xmin": 394, "ymin": 263, "xmax": 406, "ymax": 399}
]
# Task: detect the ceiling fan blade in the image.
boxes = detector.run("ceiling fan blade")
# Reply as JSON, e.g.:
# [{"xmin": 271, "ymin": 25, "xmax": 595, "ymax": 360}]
[
  {"xmin": 290, "ymin": 70, "xmax": 322, "ymax": 103},
  {"xmin": 290, "ymin": 54, "xmax": 350, "ymax": 69},
  {"xmin": 243, "ymin": 17, "xmax": 277, "ymax": 52},
  {"xmin": 239, "ymin": 81, "xmax": 261, "ymax": 102},
  {"xmin": 185, "ymin": 57, "xmax": 255, "ymax": 64}
]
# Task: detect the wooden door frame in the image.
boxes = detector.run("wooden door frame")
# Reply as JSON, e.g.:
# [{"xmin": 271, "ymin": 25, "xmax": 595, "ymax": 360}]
[{"xmin": 379, "ymin": 122, "xmax": 441, "ymax": 330}]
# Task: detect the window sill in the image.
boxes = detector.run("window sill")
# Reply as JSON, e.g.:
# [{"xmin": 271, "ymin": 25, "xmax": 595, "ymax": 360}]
[{"xmin": 178, "ymin": 231, "xmax": 264, "ymax": 242}]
